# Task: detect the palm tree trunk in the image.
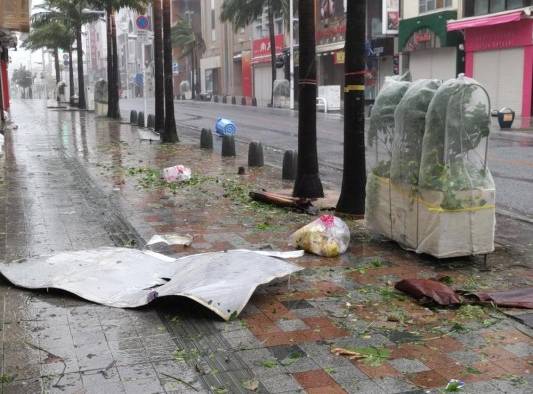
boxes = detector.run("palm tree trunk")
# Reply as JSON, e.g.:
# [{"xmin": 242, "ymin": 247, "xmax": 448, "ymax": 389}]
[
  {"xmin": 68, "ymin": 47, "xmax": 74, "ymax": 100},
  {"xmin": 292, "ymin": 0, "xmax": 323, "ymax": 199},
  {"xmin": 111, "ymin": 12, "xmax": 121, "ymax": 118},
  {"xmin": 53, "ymin": 47, "xmax": 60, "ymax": 83},
  {"xmin": 76, "ymin": 25, "xmax": 86, "ymax": 109},
  {"xmin": 106, "ymin": 6, "xmax": 115, "ymax": 118},
  {"xmin": 191, "ymin": 49, "xmax": 195, "ymax": 100},
  {"xmin": 153, "ymin": 0, "xmax": 165, "ymax": 132},
  {"xmin": 267, "ymin": 2, "xmax": 276, "ymax": 107},
  {"xmin": 336, "ymin": 0, "xmax": 366, "ymax": 215},
  {"xmin": 162, "ymin": 0, "xmax": 178, "ymax": 142}
]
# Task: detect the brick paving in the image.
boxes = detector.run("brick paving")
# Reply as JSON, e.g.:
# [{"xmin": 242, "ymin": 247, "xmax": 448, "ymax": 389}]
[{"xmin": 0, "ymin": 100, "xmax": 532, "ymax": 393}]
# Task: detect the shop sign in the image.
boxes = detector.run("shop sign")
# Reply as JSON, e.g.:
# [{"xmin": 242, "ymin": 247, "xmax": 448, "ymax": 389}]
[
  {"xmin": 241, "ymin": 51, "xmax": 252, "ymax": 97},
  {"xmin": 0, "ymin": 0, "xmax": 30, "ymax": 32},
  {"xmin": 404, "ymin": 28, "xmax": 440, "ymax": 52},
  {"xmin": 465, "ymin": 19, "xmax": 532, "ymax": 52},
  {"xmin": 334, "ymin": 50, "xmax": 344, "ymax": 64},
  {"xmin": 252, "ymin": 35, "xmax": 284, "ymax": 64},
  {"xmin": 316, "ymin": 23, "xmax": 346, "ymax": 44},
  {"xmin": 320, "ymin": 0, "xmax": 345, "ymax": 20},
  {"xmin": 383, "ymin": 0, "xmax": 399, "ymax": 35}
]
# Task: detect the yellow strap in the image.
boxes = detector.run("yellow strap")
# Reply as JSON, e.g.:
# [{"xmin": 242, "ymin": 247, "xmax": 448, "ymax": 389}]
[{"xmin": 344, "ymin": 85, "xmax": 365, "ymax": 92}]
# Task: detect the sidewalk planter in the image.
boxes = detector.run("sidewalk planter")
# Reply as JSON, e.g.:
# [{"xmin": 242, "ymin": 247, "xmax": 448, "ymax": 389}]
[
  {"xmin": 366, "ymin": 74, "xmax": 495, "ymax": 258},
  {"xmin": 416, "ymin": 188, "xmax": 496, "ymax": 257}
]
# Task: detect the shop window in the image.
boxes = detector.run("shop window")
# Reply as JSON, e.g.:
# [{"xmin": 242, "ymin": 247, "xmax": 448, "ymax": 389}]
[
  {"xmin": 491, "ymin": 0, "xmax": 506, "ymax": 11},
  {"xmin": 465, "ymin": 0, "xmax": 530, "ymax": 16}
]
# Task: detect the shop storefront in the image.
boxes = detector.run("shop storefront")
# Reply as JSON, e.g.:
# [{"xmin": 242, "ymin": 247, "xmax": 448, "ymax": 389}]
[
  {"xmin": 448, "ymin": 8, "xmax": 533, "ymax": 117},
  {"xmin": 399, "ymin": 10, "xmax": 462, "ymax": 81},
  {"xmin": 251, "ymin": 35, "xmax": 284, "ymax": 107}
]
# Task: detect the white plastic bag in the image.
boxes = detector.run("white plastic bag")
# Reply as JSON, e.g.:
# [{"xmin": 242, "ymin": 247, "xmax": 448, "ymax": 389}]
[
  {"xmin": 290, "ymin": 215, "xmax": 350, "ymax": 257},
  {"xmin": 162, "ymin": 165, "xmax": 191, "ymax": 182}
]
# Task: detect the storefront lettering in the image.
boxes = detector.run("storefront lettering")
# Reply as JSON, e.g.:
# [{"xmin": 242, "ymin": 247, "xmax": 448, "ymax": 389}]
[
  {"xmin": 465, "ymin": 20, "xmax": 532, "ymax": 52},
  {"xmin": 316, "ymin": 24, "xmax": 347, "ymax": 42}
]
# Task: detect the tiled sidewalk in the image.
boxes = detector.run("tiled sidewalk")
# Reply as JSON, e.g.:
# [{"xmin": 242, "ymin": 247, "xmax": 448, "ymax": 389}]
[{"xmin": 1, "ymin": 101, "xmax": 532, "ymax": 393}]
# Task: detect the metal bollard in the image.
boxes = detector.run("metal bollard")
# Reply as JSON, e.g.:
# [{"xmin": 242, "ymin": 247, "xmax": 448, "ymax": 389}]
[
  {"xmin": 137, "ymin": 111, "xmax": 145, "ymax": 127},
  {"xmin": 248, "ymin": 142, "xmax": 264, "ymax": 167},
  {"xmin": 282, "ymin": 150, "xmax": 298, "ymax": 180},
  {"xmin": 241, "ymin": 97, "xmax": 246, "ymax": 106},
  {"xmin": 252, "ymin": 97, "xmax": 257, "ymax": 107},
  {"xmin": 221, "ymin": 135, "xmax": 236, "ymax": 157},
  {"xmin": 231, "ymin": 96, "xmax": 236, "ymax": 105},
  {"xmin": 130, "ymin": 110, "xmax": 138, "ymax": 124},
  {"xmin": 200, "ymin": 128, "xmax": 213, "ymax": 150},
  {"xmin": 147, "ymin": 114, "xmax": 155, "ymax": 129}
]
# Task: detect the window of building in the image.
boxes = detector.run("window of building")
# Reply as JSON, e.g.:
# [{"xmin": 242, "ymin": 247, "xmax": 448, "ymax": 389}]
[
  {"xmin": 465, "ymin": 0, "xmax": 531, "ymax": 16},
  {"xmin": 419, "ymin": 0, "xmax": 452, "ymax": 14},
  {"xmin": 210, "ymin": 0, "xmax": 216, "ymax": 41},
  {"xmin": 491, "ymin": 0, "xmax": 506, "ymax": 11}
]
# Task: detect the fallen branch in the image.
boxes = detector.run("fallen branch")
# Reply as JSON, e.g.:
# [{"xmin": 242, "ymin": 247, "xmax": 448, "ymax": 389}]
[
  {"xmin": 160, "ymin": 372, "xmax": 198, "ymax": 392},
  {"xmin": 331, "ymin": 347, "xmax": 365, "ymax": 360}
]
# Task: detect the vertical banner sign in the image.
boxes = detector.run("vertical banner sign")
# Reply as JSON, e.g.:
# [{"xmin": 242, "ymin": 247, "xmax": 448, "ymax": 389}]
[
  {"xmin": 241, "ymin": 51, "xmax": 252, "ymax": 97},
  {"xmin": 0, "ymin": 0, "xmax": 30, "ymax": 32},
  {"xmin": 383, "ymin": 0, "xmax": 399, "ymax": 35}
]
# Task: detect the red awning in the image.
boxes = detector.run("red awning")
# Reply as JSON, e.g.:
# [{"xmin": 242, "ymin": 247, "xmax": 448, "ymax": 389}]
[{"xmin": 447, "ymin": 9, "xmax": 524, "ymax": 31}]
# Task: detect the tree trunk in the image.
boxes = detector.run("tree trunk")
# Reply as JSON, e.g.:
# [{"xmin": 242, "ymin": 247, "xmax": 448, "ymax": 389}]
[
  {"xmin": 76, "ymin": 25, "xmax": 86, "ymax": 109},
  {"xmin": 53, "ymin": 47, "xmax": 60, "ymax": 83},
  {"xmin": 267, "ymin": 2, "xmax": 276, "ymax": 107},
  {"xmin": 162, "ymin": 0, "xmax": 178, "ymax": 142},
  {"xmin": 111, "ymin": 12, "xmax": 121, "ymax": 118},
  {"xmin": 191, "ymin": 49, "xmax": 195, "ymax": 100},
  {"xmin": 292, "ymin": 1, "xmax": 323, "ymax": 198},
  {"xmin": 153, "ymin": 0, "xmax": 165, "ymax": 132},
  {"xmin": 68, "ymin": 47, "xmax": 74, "ymax": 100},
  {"xmin": 336, "ymin": 0, "xmax": 366, "ymax": 215},
  {"xmin": 106, "ymin": 6, "xmax": 115, "ymax": 118}
]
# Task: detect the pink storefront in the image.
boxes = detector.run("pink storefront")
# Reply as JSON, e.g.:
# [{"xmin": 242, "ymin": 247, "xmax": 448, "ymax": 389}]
[{"xmin": 448, "ymin": 9, "xmax": 533, "ymax": 118}]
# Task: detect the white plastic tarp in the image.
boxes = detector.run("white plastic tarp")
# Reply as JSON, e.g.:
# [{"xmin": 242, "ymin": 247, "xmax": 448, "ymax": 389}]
[{"xmin": 0, "ymin": 248, "xmax": 303, "ymax": 320}]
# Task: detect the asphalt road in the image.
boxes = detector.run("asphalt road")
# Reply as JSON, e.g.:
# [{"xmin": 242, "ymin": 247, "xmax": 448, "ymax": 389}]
[{"xmin": 120, "ymin": 98, "xmax": 533, "ymax": 222}]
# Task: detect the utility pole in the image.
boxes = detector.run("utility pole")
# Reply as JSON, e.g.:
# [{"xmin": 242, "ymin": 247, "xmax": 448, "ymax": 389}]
[
  {"xmin": 336, "ymin": 0, "xmax": 367, "ymax": 215},
  {"xmin": 289, "ymin": 0, "xmax": 294, "ymax": 110}
]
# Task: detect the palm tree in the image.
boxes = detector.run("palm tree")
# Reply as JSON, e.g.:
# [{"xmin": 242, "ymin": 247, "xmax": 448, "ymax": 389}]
[
  {"xmin": 220, "ymin": 0, "xmax": 289, "ymax": 107},
  {"xmin": 162, "ymin": 0, "xmax": 178, "ymax": 142},
  {"xmin": 32, "ymin": 0, "xmax": 98, "ymax": 109},
  {"xmin": 153, "ymin": 0, "xmax": 165, "ymax": 132},
  {"xmin": 292, "ymin": 0, "xmax": 323, "ymax": 198},
  {"xmin": 22, "ymin": 20, "xmax": 73, "ymax": 86},
  {"xmin": 171, "ymin": 18, "xmax": 206, "ymax": 99},
  {"xmin": 89, "ymin": 1, "xmax": 148, "ymax": 118},
  {"xmin": 336, "ymin": 0, "xmax": 366, "ymax": 215}
]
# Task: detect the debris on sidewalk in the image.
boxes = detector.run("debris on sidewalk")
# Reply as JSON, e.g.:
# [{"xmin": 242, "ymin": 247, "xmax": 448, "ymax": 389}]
[
  {"xmin": 249, "ymin": 190, "xmax": 314, "ymax": 211},
  {"xmin": 395, "ymin": 278, "xmax": 462, "ymax": 306},
  {"xmin": 146, "ymin": 233, "xmax": 193, "ymax": 247},
  {"xmin": 471, "ymin": 287, "xmax": 533, "ymax": 309},
  {"xmin": 138, "ymin": 128, "xmax": 160, "ymax": 142},
  {"xmin": 445, "ymin": 379, "xmax": 465, "ymax": 392},
  {"xmin": 215, "ymin": 117, "xmax": 236, "ymax": 136},
  {"xmin": 331, "ymin": 346, "xmax": 391, "ymax": 366},
  {"xmin": 162, "ymin": 165, "xmax": 192, "ymax": 182},
  {"xmin": 0, "ymin": 248, "xmax": 302, "ymax": 320},
  {"xmin": 291, "ymin": 215, "xmax": 350, "ymax": 257}
]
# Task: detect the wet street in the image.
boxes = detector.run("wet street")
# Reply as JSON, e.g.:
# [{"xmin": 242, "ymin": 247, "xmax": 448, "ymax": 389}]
[
  {"xmin": 120, "ymin": 98, "xmax": 533, "ymax": 222},
  {"xmin": 0, "ymin": 100, "xmax": 532, "ymax": 394}
]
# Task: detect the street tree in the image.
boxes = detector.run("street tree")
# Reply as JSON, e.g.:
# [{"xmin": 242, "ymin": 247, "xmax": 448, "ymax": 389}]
[
  {"xmin": 89, "ymin": 1, "xmax": 148, "ymax": 119},
  {"xmin": 152, "ymin": 0, "xmax": 165, "ymax": 132},
  {"xmin": 336, "ymin": 0, "xmax": 366, "ymax": 215},
  {"xmin": 22, "ymin": 20, "xmax": 73, "ymax": 86},
  {"xmin": 220, "ymin": 0, "xmax": 290, "ymax": 107},
  {"xmin": 11, "ymin": 66, "xmax": 34, "ymax": 98},
  {"xmin": 292, "ymin": 0, "xmax": 323, "ymax": 199},
  {"xmin": 161, "ymin": 0, "xmax": 178, "ymax": 142},
  {"xmin": 171, "ymin": 18, "xmax": 206, "ymax": 99},
  {"xmin": 32, "ymin": 0, "xmax": 99, "ymax": 109}
]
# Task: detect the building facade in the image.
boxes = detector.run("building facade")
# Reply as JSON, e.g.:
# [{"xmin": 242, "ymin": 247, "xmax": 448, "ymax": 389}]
[{"xmin": 449, "ymin": 0, "xmax": 533, "ymax": 117}]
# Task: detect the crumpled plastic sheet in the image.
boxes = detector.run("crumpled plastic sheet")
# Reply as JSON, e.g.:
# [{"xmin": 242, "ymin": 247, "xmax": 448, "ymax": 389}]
[
  {"xmin": 0, "ymin": 247, "xmax": 303, "ymax": 320},
  {"xmin": 395, "ymin": 278, "xmax": 462, "ymax": 306},
  {"xmin": 146, "ymin": 234, "xmax": 193, "ymax": 247}
]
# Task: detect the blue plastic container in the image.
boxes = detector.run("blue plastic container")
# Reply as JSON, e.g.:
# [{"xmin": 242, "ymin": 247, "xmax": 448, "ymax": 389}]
[{"xmin": 215, "ymin": 117, "xmax": 237, "ymax": 136}]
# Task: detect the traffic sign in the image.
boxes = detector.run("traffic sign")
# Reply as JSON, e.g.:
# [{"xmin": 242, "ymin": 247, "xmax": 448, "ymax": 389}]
[
  {"xmin": 63, "ymin": 53, "xmax": 68, "ymax": 60},
  {"xmin": 136, "ymin": 15, "xmax": 150, "ymax": 30}
]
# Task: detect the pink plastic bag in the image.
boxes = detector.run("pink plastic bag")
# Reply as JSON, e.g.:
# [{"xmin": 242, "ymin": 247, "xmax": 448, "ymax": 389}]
[{"xmin": 162, "ymin": 165, "xmax": 191, "ymax": 182}]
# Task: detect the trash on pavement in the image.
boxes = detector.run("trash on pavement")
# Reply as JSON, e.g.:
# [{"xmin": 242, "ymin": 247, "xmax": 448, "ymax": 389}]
[
  {"xmin": 0, "ymin": 247, "xmax": 303, "ymax": 321},
  {"xmin": 215, "ymin": 117, "xmax": 236, "ymax": 136},
  {"xmin": 445, "ymin": 379, "xmax": 465, "ymax": 392},
  {"xmin": 162, "ymin": 165, "xmax": 192, "ymax": 182},
  {"xmin": 472, "ymin": 287, "xmax": 533, "ymax": 309},
  {"xmin": 231, "ymin": 249, "xmax": 304, "ymax": 259},
  {"xmin": 146, "ymin": 233, "xmax": 193, "ymax": 247},
  {"xmin": 249, "ymin": 190, "xmax": 314, "ymax": 212},
  {"xmin": 395, "ymin": 279, "xmax": 462, "ymax": 306},
  {"xmin": 291, "ymin": 215, "xmax": 350, "ymax": 257}
]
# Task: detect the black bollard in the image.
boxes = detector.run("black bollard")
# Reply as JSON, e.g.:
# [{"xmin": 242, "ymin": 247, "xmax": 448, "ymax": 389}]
[
  {"xmin": 251, "ymin": 97, "xmax": 257, "ymax": 107},
  {"xmin": 147, "ymin": 114, "xmax": 155, "ymax": 129},
  {"xmin": 282, "ymin": 150, "xmax": 298, "ymax": 180},
  {"xmin": 248, "ymin": 142, "xmax": 264, "ymax": 167},
  {"xmin": 238, "ymin": 166, "xmax": 246, "ymax": 175},
  {"xmin": 221, "ymin": 135, "xmax": 236, "ymax": 157},
  {"xmin": 130, "ymin": 110, "xmax": 138, "ymax": 124},
  {"xmin": 231, "ymin": 96, "xmax": 236, "ymax": 105},
  {"xmin": 241, "ymin": 97, "xmax": 246, "ymax": 106},
  {"xmin": 222, "ymin": 96, "xmax": 227, "ymax": 104},
  {"xmin": 137, "ymin": 111, "xmax": 145, "ymax": 127},
  {"xmin": 200, "ymin": 128, "xmax": 213, "ymax": 150},
  {"xmin": 214, "ymin": 95, "xmax": 219, "ymax": 103}
]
